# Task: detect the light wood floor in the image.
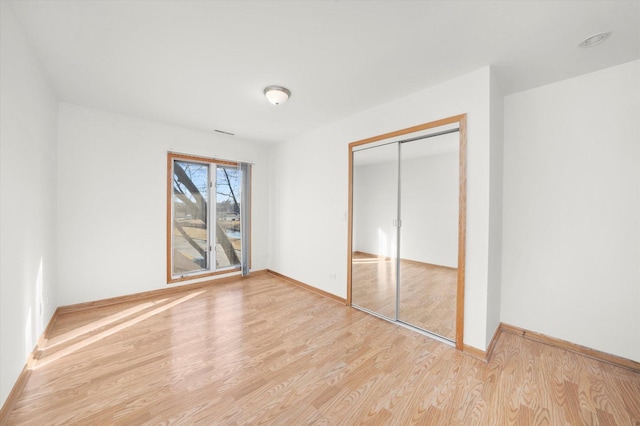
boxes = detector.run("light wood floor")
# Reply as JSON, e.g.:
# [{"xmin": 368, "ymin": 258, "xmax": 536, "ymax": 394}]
[
  {"xmin": 352, "ymin": 252, "xmax": 457, "ymax": 340},
  {"xmin": 5, "ymin": 273, "xmax": 640, "ymax": 425}
]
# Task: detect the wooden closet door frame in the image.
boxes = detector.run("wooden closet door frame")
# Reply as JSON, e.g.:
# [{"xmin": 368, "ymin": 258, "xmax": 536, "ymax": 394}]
[{"xmin": 347, "ymin": 114, "xmax": 467, "ymax": 350}]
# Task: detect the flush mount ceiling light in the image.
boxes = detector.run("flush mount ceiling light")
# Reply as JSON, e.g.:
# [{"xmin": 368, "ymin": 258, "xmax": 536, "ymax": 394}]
[
  {"xmin": 579, "ymin": 32, "xmax": 612, "ymax": 48},
  {"xmin": 264, "ymin": 86, "xmax": 291, "ymax": 105}
]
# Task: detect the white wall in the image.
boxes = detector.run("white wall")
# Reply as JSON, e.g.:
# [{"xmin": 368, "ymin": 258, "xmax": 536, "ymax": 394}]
[
  {"xmin": 353, "ymin": 152, "xmax": 459, "ymax": 267},
  {"xmin": 486, "ymin": 71, "xmax": 504, "ymax": 346},
  {"xmin": 269, "ymin": 67, "xmax": 501, "ymax": 350},
  {"xmin": 56, "ymin": 103, "xmax": 270, "ymax": 306},
  {"xmin": 352, "ymin": 158, "xmax": 398, "ymax": 259},
  {"xmin": 401, "ymin": 152, "xmax": 459, "ymax": 267},
  {"xmin": 502, "ymin": 60, "xmax": 640, "ymax": 362},
  {"xmin": 0, "ymin": 2, "xmax": 59, "ymax": 407}
]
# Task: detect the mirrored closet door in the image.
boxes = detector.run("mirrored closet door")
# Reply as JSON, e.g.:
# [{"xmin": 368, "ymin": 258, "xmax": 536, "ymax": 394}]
[
  {"xmin": 351, "ymin": 142, "xmax": 399, "ymax": 320},
  {"xmin": 348, "ymin": 115, "xmax": 466, "ymax": 347}
]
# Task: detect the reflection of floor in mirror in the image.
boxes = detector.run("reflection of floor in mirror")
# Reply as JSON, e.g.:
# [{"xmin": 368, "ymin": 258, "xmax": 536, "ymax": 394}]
[{"xmin": 351, "ymin": 251, "xmax": 457, "ymax": 341}]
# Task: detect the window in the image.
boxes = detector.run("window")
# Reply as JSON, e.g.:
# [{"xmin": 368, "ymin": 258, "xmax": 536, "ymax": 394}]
[{"xmin": 167, "ymin": 153, "xmax": 251, "ymax": 283}]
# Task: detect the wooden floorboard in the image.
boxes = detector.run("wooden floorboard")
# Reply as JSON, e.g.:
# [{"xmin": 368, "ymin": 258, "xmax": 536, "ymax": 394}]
[{"xmin": 4, "ymin": 273, "xmax": 640, "ymax": 425}]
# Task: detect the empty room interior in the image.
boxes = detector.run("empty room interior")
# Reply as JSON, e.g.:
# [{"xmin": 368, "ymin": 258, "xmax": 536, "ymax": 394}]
[{"xmin": 1, "ymin": 0, "xmax": 639, "ymax": 424}]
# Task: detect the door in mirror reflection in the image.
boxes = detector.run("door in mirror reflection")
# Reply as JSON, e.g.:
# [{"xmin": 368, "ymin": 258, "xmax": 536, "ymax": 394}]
[
  {"xmin": 351, "ymin": 142, "xmax": 398, "ymax": 320},
  {"xmin": 397, "ymin": 133, "xmax": 459, "ymax": 340}
]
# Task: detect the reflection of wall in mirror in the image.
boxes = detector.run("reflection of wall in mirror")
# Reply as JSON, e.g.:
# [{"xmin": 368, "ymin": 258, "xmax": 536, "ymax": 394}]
[
  {"xmin": 402, "ymin": 152, "xmax": 458, "ymax": 267},
  {"xmin": 353, "ymin": 159, "xmax": 398, "ymax": 259},
  {"xmin": 353, "ymin": 152, "xmax": 458, "ymax": 268}
]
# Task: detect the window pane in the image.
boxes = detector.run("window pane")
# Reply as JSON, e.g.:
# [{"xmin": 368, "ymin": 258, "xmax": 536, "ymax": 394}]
[
  {"xmin": 215, "ymin": 166, "xmax": 241, "ymax": 268},
  {"xmin": 172, "ymin": 160, "xmax": 209, "ymax": 275}
]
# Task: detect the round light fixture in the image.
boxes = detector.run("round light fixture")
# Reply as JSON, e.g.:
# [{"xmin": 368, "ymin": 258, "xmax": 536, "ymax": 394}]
[
  {"xmin": 264, "ymin": 86, "xmax": 291, "ymax": 105},
  {"xmin": 579, "ymin": 32, "xmax": 611, "ymax": 48}
]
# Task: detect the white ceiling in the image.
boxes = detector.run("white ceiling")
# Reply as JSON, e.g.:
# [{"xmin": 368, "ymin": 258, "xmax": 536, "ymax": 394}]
[{"xmin": 8, "ymin": 0, "xmax": 640, "ymax": 143}]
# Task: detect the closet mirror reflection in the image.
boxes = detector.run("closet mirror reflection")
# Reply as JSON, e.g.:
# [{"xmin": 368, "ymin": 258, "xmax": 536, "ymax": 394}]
[
  {"xmin": 351, "ymin": 142, "xmax": 399, "ymax": 320},
  {"xmin": 349, "ymin": 115, "xmax": 466, "ymax": 346}
]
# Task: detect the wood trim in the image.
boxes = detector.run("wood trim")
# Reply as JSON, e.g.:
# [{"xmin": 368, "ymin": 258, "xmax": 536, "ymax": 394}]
[
  {"xmin": 346, "ymin": 143, "xmax": 354, "ymax": 306},
  {"xmin": 168, "ymin": 151, "xmax": 239, "ymax": 167},
  {"xmin": 462, "ymin": 345, "xmax": 487, "ymax": 362},
  {"xmin": 0, "ymin": 305, "xmax": 65, "ymax": 421},
  {"xmin": 248, "ymin": 164, "xmax": 252, "ymax": 270},
  {"xmin": 166, "ymin": 153, "xmax": 173, "ymax": 283},
  {"xmin": 399, "ymin": 258, "xmax": 456, "ymax": 270},
  {"xmin": 352, "ymin": 251, "xmax": 392, "ymax": 261},
  {"xmin": 267, "ymin": 270, "xmax": 347, "ymax": 305},
  {"xmin": 0, "ymin": 365, "xmax": 31, "ymax": 424},
  {"xmin": 348, "ymin": 114, "xmax": 467, "ymax": 149},
  {"xmin": 353, "ymin": 251, "xmax": 456, "ymax": 270},
  {"xmin": 500, "ymin": 322, "xmax": 640, "ymax": 373},
  {"xmin": 347, "ymin": 113, "xmax": 467, "ymax": 350},
  {"xmin": 462, "ymin": 324, "xmax": 500, "ymax": 363},
  {"xmin": 455, "ymin": 114, "xmax": 467, "ymax": 350},
  {"xmin": 57, "ymin": 271, "xmax": 265, "ymax": 315},
  {"xmin": 485, "ymin": 323, "xmax": 501, "ymax": 361},
  {"xmin": 43, "ymin": 308, "xmax": 61, "ymax": 339}
]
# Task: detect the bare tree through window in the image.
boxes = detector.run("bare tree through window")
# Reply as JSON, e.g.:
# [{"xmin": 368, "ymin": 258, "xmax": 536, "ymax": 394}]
[{"xmin": 171, "ymin": 158, "xmax": 242, "ymax": 277}]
